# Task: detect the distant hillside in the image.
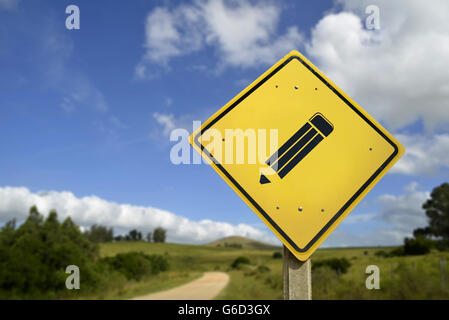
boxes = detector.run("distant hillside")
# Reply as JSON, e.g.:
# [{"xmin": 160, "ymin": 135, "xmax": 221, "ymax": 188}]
[{"xmin": 206, "ymin": 236, "xmax": 281, "ymax": 250}]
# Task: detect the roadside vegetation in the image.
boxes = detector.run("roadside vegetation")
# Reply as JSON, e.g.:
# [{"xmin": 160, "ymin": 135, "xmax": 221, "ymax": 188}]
[
  {"xmin": 0, "ymin": 206, "xmax": 180, "ymax": 299},
  {"xmin": 1, "ymin": 182, "xmax": 449, "ymax": 299}
]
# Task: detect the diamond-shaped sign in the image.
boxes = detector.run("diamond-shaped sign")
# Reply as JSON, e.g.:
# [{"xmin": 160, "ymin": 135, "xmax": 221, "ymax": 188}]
[{"xmin": 190, "ymin": 50, "xmax": 405, "ymax": 261}]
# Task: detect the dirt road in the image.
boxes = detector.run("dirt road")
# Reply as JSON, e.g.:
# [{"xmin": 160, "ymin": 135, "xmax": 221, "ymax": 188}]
[{"xmin": 132, "ymin": 272, "xmax": 229, "ymax": 300}]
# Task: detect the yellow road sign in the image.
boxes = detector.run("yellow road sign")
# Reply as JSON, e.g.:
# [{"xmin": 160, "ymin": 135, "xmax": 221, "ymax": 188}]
[{"xmin": 189, "ymin": 50, "xmax": 405, "ymax": 261}]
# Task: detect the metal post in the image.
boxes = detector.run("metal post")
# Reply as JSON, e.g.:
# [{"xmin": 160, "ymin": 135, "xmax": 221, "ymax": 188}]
[
  {"xmin": 441, "ymin": 258, "xmax": 446, "ymax": 289},
  {"xmin": 283, "ymin": 245, "xmax": 312, "ymax": 300}
]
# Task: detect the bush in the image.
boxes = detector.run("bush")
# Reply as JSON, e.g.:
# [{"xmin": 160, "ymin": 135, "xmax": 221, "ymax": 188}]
[
  {"xmin": 231, "ymin": 256, "xmax": 251, "ymax": 269},
  {"xmin": 435, "ymin": 241, "xmax": 449, "ymax": 252},
  {"xmin": 257, "ymin": 265, "xmax": 271, "ymax": 273},
  {"xmin": 403, "ymin": 237, "xmax": 434, "ymax": 255},
  {"xmin": 0, "ymin": 206, "xmax": 101, "ymax": 298},
  {"xmin": 101, "ymin": 252, "xmax": 169, "ymax": 280},
  {"xmin": 312, "ymin": 258, "xmax": 351, "ymax": 274},
  {"xmin": 375, "ymin": 250, "xmax": 389, "ymax": 257},
  {"xmin": 272, "ymin": 251, "xmax": 282, "ymax": 259},
  {"xmin": 389, "ymin": 246, "xmax": 405, "ymax": 257},
  {"xmin": 224, "ymin": 243, "xmax": 242, "ymax": 248}
]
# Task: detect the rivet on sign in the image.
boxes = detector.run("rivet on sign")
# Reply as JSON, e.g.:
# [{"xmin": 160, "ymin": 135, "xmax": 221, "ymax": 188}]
[
  {"xmin": 294, "ymin": 85, "xmax": 299, "ymax": 90},
  {"xmin": 315, "ymin": 88, "xmax": 318, "ymax": 90},
  {"xmin": 298, "ymin": 206, "xmax": 303, "ymax": 212},
  {"xmin": 276, "ymin": 206, "xmax": 280, "ymax": 210},
  {"xmin": 321, "ymin": 209, "xmax": 325, "ymax": 212},
  {"xmin": 275, "ymin": 85, "xmax": 279, "ymax": 88},
  {"xmin": 369, "ymin": 147, "xmax": 373, "ymax": 151}
]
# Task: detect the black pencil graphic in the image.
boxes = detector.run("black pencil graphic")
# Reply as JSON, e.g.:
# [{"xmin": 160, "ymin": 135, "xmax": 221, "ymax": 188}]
[{"xmin": 260, "ymin": 113, "xmax": 334, "ymax": 184}]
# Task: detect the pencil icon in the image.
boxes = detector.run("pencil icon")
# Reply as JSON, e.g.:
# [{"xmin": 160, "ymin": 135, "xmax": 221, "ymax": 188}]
[{"xmin": 260, "ymin": 113, "xmax": 334, "ymax": 184}]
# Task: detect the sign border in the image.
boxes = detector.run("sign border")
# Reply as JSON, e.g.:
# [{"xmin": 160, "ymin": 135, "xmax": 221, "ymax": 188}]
[{"xmin": 193, "ymin": 53, "xmax": 401, "ymax": 254}]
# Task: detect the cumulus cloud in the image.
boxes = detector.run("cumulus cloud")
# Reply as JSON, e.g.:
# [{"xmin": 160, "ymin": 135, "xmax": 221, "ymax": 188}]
[
  {"xmin": 324, "ymin": 228, "xmax": 406, "ymax": 248},
  {"xmin": 325, "ymin": 182, "xmax": 429, "ymax": 246},
  {"xmin": 306, "ymin": 0, "xmax": 449, "ymax": 131},
  {"xmin": 390, "ymin": 133, "xmax": 449, "ymax": 175},
  {"xmin": 377, "ymin": 183, "xmax": 429, "ymax": 234},
  {"xmin": 0, "ymin": 186, "xmax": 277, "ymax": 245},
  {"xmin": 136, "ymin": 0, "xmax": 303, "ymax": 77}
]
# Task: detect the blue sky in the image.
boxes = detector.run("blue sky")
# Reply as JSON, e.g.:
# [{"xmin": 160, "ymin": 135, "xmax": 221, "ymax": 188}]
[{"xmin": 1, "ymin": 0, "xmax": 449, "ymax": 246}]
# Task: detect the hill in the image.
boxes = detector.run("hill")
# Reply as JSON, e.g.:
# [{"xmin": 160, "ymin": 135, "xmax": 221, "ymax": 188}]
[{"xmin": 206, "ymin": 236, "xmax": 281, "ymax": 250}]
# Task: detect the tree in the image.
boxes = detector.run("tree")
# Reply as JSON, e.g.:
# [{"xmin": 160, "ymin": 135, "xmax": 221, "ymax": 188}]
[
  {"xmin": 422, "ymin": 183, "xmax": 449, "ymax": 244},
  {"xmin": 413, "ymin": 226, "xmax": 432, "ymax": 238},
  {"xmin": 403, "ymin": 237, "xmax": 434, "ymax": 255},
  {"xmin": 0, "ymin": 206, "xmax": 100, "ymax": 298},
  {"xmin": 114, "ymin": 235, "xmax": 124, "ymax": 242},
  {"xmin": 127, "ymin": 229, "xmax": 142, "ymax": 241},
  {"xmin": 146, "ymin": 232, "xmax": 152, "ymax": 243},
  {"xmin": 86, "ymin": 224, "xmax": 113, "ymax": 243},
  {"xmin": 153, "ymin": 227, "xmax": 166, "ymax": 243}
]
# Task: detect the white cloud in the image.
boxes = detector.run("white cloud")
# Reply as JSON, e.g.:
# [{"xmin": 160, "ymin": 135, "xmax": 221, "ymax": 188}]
[
  {"xmin": 377, "ymin": 183, "xmax": 429, "ymax": 234},
  {"xmin": 306, "ymin": 0, "xmax": 449, "ymax": 131},
  {"xmin": 0, "ymin": 186, "xmax": 277, "ymax": 245},
  {"xmin": 390, "ymin": 133, "xmax": 449, "ymax": 175},
  {"xmin": 323, "ymin": 228, "xmax": 406, "ymax": 247},
  {"xmin": 343, "ymin": 212, "xmax": 377, "ymax": 225},
  {"xmin": 142, "ymin": 6, "xmax": 204, "ymax": 65},
  {"xmin": 153, "ymin": 112, "xmax": 177, "ymax": 136},
  {"xmin": 136, "ymin": 0, "xmax": 303, "ymax": 77},
  {"xmin": 152, "ymin": 112, "xmax": 202, "ymax": 139},
  {"xmin": 325, "ymin": 182, "xmax": 429, "ymax": 247}
]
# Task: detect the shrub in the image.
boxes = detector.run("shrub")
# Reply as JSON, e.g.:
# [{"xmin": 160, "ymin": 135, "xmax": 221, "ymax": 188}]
[
  {"xmin": 101, "ymin": 252, "xmax": 169, "ymax": 280},
  {"xmin": 257, "ymin": 265, "xmax": 271, "ymax": 273},
  {"xmin": 272, "ymin": 251, "xmax": 282, "ymax": 259},
  {"xmin": 375, "ymin": 250, "xmax": 389, "ymax": 258},
  {"xmin": 389, "ymin": 246, "xmax": 405, "ymax": 257},
  {"xmin": 403, "ymin": 237, "xmax": 434, "ymax": 255},
  {"xmin": 312, "ymin": 258, "xmax": 351, "ymax": 274},
  {"xmin": 435, "ymin": 241, "xmax": 449, "ymax": 252},
  {"xmin": 225, "ymin": 243, "xmax": 242, "ymax": 248},
  {"xmin": 231, "ymin": 256, "xmax": 251, "ymax": 269}
]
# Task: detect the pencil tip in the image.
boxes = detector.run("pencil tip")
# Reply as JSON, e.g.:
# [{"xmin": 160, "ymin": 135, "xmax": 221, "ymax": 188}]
[{"xmin": 260, "ymin": 174, "xmax": 271, "ymax": 184}]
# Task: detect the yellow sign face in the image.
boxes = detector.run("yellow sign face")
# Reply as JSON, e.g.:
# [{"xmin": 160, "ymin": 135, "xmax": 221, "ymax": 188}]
[{"xmin": 189, "ymin": 50, "xmax": 404, "ymax": 261}]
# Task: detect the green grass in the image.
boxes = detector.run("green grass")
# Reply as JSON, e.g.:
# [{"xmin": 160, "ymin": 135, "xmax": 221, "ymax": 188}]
[
  {"xmin": 97, "ymin": 241, "xmax": 449, "ymax": 300},
  {"xmin": 207, "ymin": 236, "xmax": 282, "ymax": 250},
  {"xmin": 100, "ymin": 241, "xmax": 275, "ymax": 272}
]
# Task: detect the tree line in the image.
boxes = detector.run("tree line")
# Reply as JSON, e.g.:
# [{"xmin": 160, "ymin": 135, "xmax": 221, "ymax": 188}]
[{"xmin": 85, "ymin": 224, "xmax": 166, "ymax": 243}]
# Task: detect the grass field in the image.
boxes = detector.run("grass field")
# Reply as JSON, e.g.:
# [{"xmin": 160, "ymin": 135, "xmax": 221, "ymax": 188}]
[{"xmin": 98, "ymin": 241, "xmax": 449, "ymax": 300}]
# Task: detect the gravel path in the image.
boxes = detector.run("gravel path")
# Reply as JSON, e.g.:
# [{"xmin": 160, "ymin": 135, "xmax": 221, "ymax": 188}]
[{"xmin": 132, "ymin": 272, "xmax": 229, "ymax": 300}]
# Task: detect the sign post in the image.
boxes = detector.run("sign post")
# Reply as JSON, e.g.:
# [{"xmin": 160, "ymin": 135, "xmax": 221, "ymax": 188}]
[{"xmin": 283, "ymin": 246, "xmax": 311, "ymax": 300}]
